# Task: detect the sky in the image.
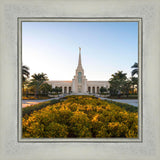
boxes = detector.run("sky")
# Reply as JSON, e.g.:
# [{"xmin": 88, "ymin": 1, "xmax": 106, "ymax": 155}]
[{"xmin": 22, "ymin": 22, "xmax": 138, "ymax": 81}]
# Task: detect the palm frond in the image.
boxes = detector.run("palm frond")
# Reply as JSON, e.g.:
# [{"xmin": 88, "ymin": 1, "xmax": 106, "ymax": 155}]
[
  {"xmin": 131, "ymin": 69, "xmax": 138, "ymax": 76},
  {"xmin": 131, "ymin": 62, "xmax": 138, "ymax": 68}
]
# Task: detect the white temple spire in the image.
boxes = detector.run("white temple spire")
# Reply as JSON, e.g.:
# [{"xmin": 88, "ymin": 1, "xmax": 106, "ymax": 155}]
[{"xmin": 78, "ymin": 47, "xmax": 82, "ymax": 66}]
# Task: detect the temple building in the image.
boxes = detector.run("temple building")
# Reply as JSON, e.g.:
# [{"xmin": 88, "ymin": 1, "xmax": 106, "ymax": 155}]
[{"xmin": 47, "ymin": 48, "xmax": 110, "ymax": 94}]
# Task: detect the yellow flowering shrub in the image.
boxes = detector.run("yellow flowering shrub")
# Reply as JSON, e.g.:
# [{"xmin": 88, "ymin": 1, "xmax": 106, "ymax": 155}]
[{"xmin": 23, "ymin": 95, "xmax": 138, "ymax": 138}]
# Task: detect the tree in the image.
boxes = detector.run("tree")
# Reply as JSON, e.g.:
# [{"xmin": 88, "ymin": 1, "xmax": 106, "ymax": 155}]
[
  {"xmin": 100, "ymin": 87, "xmax": 107, "ymax": 94},
  {"xmin": 131, "ymin": 62, "xmax": 138, "ymax": 76},
  {"xmin": 28, "ymin": 73, "xmax": 48, "ymax": 98},
  {"xmin": 131, "ymin": 62, "xmax": 138, "ymax": 94},
  {"xmin": 22, "ymin": 65, "xmax": 30, "ymax": 82},
  {"xmin": 108, "ymin": 79, "xmax": 121, "ymax": 97},
  {"xmin": 23, "ymin": 79, "xmax": 30, "ymax": 97},
  {"xmin": 111, "ymin": 71, "xmax": 127, "ymax": 80},
  {"xmin": 109, "ymin": 71, "xmax": 127, "ymax": 97},
  {"xmin": 53, "ymin": 87, "xmax": 62, "ymax": 96},
  {"xmin": 40, "ymin": 83, "xmax": 52, "ymax": 96},
  {"xmin": 122, "ymin": 80, "xmax": 132, "ymax": 97},
  {"xmin": 22, "ymin": 65, "xmax": 30, "ymax": 96},
  {"xmin": 130, "ymin": 77, "xmax": 138, "ymax": 94}
]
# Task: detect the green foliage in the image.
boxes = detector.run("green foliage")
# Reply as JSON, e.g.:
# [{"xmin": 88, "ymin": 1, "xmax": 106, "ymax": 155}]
[
  {"xmin": 131, "ymin": 62, "xmax": 138, "ymax": 76},
  {"xmin": 23, "ymin": 95, "xmax": 138, "ymax": 138},
  {"xmin": 131, "ymin": 77, "xmax": 138, "ymax": 85},
  {"xmin": 45, "ymin": 122, "xmax": 68, "ymax": 138},
  {"xmin": 40, "ymin": 83, "xmax": 52, "ymax": 95},
  {"xmin": 22, "ymin": 95, "xmax": 51, "ymax": 100},
  {"xmin": 69, "ymin": 111, "xmax": 92, "ymax": 137},
  {"xmin": 100, "ymin": 87, "xmax": 107, "ymax": 94},
  {"xmin": 22, "ymin": 65, "xmax": 30, "ymax": 96},
  {"xmin": 122, "ymin": 80, "xmax": 132, "ymax": 97},
  {"xmin": 52, "ymin": 86, "xmax": 62, "ymax": 94},
  {"xmin": 22, "ymin": 65, "xmax": 30, "ymax": 82},
  {"xmin": 105, "ymin": 100, "xmax": 138, "ymax": 113},
  {"xmin": 28, "ymin": 73, "xmax": 49, "ymax": 98},
  {"xmin": 109, "ymin": 71, "xmax": 132, "ymax": 97},
  {"xmin": 108, "ymin": 94, "xmax": 138, "ymax": 99},
  {"xmin": 130, "ymin": 77, "xmax": 138, "ymax": 94},
  {"xmin": 22, "ymin": 99, "xmax": 60, "ymax": 117},
  {"xmin": 97, "ymin": 122, "xmax": 128, "ymax": 137}
]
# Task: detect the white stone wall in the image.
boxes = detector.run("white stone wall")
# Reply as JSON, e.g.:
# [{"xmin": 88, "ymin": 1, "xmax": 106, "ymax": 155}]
[
  {"xmin": 87, "ymin": 81, "xmax": 110, "ymax": 94},
  {"xmin": 47, "ymin": 81, "xmax": 72, "ymax": 93},
  {"xmin": 87, "ymin": 81, "xmax": 110, "ymax": 88},
  {"xmin": 47, "ymin": 80, "xmax": 109, "ymax": 94}
]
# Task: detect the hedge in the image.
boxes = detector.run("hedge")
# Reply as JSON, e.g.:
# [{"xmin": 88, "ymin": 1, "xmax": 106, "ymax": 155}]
[
  {"xmin": 22, "ymin": 99, "xmax": 61, "ymax": 117},
  {"xmin": 105, "ymin": 100, "xmax": 138, "ymax": 113},
  {"xmin": 22, "ymin": 95, "xmax": 138, "ymax": 138}
]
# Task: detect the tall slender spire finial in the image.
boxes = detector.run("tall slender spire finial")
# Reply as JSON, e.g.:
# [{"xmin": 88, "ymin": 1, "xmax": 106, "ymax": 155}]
[{"xmin": 78, "ymin": 47, "xmax": 82, "ymax": 66}]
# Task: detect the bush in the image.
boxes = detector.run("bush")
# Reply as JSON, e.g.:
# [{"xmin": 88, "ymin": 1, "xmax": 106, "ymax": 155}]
[
  {"xmin": 22, "ymin": 96, "xmax": 38, "ymax": 100},
  {"xmin": 44, "ymin": 122, "xmax": 68, "ymax": 138},
  {"xmin": 22, "ymin": 96, "xmax": 51, "ymax": 100},
  {"xmin": 22, "ymin": 99, "xmax": 60, "ymax": 117},
  {"xmin": 69, "ymin": 111, "xmax": 92, "ymax": 137},
  {"xmin": 22, "ymin": 95, "xmax": 138, "ymax": 138},
  {"xmin": 105, "ymin": 100, "xmax": 138, "ymax": 113}
]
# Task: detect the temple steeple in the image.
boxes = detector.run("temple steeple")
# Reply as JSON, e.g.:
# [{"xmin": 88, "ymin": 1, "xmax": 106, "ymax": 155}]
[
  {"xmin": 72, "ymin": 47, "xmax": 87, "ymax": 94},
  {"xmin": 78, "ymin": 47, "xmax": 82, "ymax": 66}
]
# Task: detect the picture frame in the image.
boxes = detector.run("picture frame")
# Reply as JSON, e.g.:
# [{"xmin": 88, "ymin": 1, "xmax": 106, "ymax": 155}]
[
  {"xmin": 0, "ymin": 0, "xmax": 160, "ymax": 159},
  {"xmin": 18, "ymin": 17, "xmax": 142, "ymax": 143}
]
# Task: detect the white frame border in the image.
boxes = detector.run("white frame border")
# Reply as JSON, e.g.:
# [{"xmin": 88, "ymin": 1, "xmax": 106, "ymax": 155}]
[{"xmin": 1, "ymin": 0, "xmax": 160, "ymax": 159}]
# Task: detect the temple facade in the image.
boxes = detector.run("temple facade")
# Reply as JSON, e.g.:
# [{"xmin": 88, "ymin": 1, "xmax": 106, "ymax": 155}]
[{"xmin": 47, "ymin": 48, "xmax": 110, "ymax": 94}]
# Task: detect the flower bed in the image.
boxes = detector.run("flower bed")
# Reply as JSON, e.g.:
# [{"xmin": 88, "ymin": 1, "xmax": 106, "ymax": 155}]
[{"xmin": 22, "ymin": 95, "xmax": 138, "ymax": 138}]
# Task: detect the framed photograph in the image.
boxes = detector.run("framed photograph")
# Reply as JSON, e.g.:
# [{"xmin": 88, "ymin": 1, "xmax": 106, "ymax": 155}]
[
  {"xmin": 0, "ymin": 0, "xmax": 160, "ymax": 160},
  {"xmin": 19, "ymin": 18, "xmax": 141, "ymax": 142}
]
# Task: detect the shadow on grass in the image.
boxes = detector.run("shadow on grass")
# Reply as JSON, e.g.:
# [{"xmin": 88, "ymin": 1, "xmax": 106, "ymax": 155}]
[
  {"xmin": 22, "ymin": 99, "xmax": 62, "ymax": 117},
  {"xmin": 105, "ymin": 100, "xmax": 138, "ymax": 113}
]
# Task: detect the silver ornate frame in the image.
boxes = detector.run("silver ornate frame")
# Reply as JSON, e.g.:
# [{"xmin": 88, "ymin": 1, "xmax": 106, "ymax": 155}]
[{"xmin": 1, "ymin": 0, "xmax": 160, "ymax": 159}]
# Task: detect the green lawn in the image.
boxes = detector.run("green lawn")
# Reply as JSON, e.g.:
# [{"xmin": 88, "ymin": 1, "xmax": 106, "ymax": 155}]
[
  {"xmin": 22, "ymin": 99, "xmax": 61, "ymax": 117},
  {"xmin": 108, "ymin": 94, "xmax": 138, "ymax": 99}
]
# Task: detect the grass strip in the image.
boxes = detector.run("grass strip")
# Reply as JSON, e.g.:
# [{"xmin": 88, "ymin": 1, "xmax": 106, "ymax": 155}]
[
  {"xmin": 105, "ymin": 100, "xmax": 138, "ymax": 113},
  {"xmin": 22, "ymin": 99, "xmax": 61, "ymax": 117}
]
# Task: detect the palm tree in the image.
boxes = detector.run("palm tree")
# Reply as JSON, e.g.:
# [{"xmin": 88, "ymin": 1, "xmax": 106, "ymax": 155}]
[
  {"xmin": 28, "ymin": 73, "xmax": 48, "ymax": 98},
  {"xmin": 109, "ymin": 71, "xmax": 127, "ymax": 97},
  {"xmin": 131, "ymin": 62, "xmax": 138, "ymax": 76},
  {"xmin": 110, "ymin": 71, "xmax": 127, "ymax": 80},
  {"xmin": 22, "ymin": 65, "xmax": 30, "ymax": 81},
  {"xmin": 40, "ymin": 83, "xmax": 52, "ymax": 96},
  {"xmin": 122, "ymin": 80, "xmax": 132, "ymax": 97},
  {"xmin": 130, "ymin": 77, "xmax": 138, "ymax": 94},
  {"xmin": 22, "ymin": 65, "xmax": 30, "ymax": 95}
]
